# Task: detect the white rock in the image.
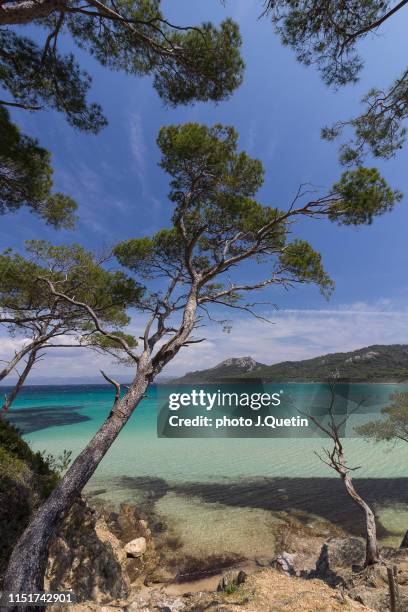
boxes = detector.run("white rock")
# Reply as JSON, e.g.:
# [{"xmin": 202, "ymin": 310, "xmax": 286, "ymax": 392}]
[{"xmin": 124, "ymin": 537, "xmax": 147, "ymax": 558}]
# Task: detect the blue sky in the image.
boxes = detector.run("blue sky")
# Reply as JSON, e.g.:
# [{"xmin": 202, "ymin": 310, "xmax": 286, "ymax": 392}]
[{"xmin": 2, "ymin": 0, "xmax": 408, "ymax": 381}]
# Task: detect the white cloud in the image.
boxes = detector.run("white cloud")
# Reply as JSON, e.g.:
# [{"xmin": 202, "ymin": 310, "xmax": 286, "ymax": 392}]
[
  {"xmin": 2, "ymin": 300, "xmax": 408, "ymax": 383},
  {"xmin": 129, "ymin": 111, "xmax": 148, "ymax": 195}
]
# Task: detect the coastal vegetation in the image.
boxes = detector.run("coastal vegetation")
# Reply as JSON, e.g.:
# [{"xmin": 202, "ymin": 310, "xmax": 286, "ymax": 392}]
[
  {"xmin": 357, "ymin": 391, "xmax": 408, "ymax": 444},
  {"xmin": 0, "ymin": 418, "xmax": 63, "ymax": 581}
]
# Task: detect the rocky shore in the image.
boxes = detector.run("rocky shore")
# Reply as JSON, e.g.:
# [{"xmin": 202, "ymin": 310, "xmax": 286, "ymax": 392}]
[
  {"xmin": 2, "ymin": 420, "xmax": 408, "ymax": 611},
  {"xmin": 43, "ymin": 498, "xmax": 408, "ymax": 611}
]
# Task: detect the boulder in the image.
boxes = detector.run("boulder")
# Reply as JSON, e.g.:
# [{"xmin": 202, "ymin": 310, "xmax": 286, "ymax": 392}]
[
  {"xmin": 217, "ymin": 569, "xmax": 247, "ymax": 592},
  {"xmin": 46, "ymin": 499, "xmax": 130, "ymax": 603},
  {"xmin": 316, "ymin": 538, "xmax": 366, "ymax": 575},
  {"xmin": 124, "ymin": 536, "xmax": 147, "ymax": 558},
  {"xmin": 271, "ymin": 551, "xmax": 296, "ymax": 576}
]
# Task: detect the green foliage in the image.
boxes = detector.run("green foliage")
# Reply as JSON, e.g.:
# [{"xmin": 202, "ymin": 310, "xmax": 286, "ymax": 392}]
[
  {"xmin": 1, "ymin": 3, "xmax": 243, "ymax": 119},
  {"xmin": 0, "ymin": 240, "xmax": 143, "ymax": 331},
  {"xmin": 39, "ymin": 449, "xmax": 73, "ymax": 475},
  {"xmin": 115, "ymin": 122, "xmax": 341, "ymax": 301},
  {"xmin": 114, "ymin": 230, "xmax": 184, "ymax": 278},
  {"xmin": 264, "ymin": 2, "xmax": 408, "ymax": 163},
  {"xmin": 331, "ymin": 168, "xmax": 402, "ymax": 225},
  {"xmin": 153, "ymin": 19, "xmax": 243, "ymax": 106},
  {"xmin": 115, "ymin": 124, "xmax": 400, "ymax": 312},
  {"xmin": 0, "ymin": 419, "xmax": 61, "ymax": 581},
  {"xmin": 356, "ymin": 392, "xmax": 408, "ymax": 444},
  {"xmin": 279, "ymin": 240, "xmax": 334, "ymax": 297},
  {"xmin": 1, "ymin": 3, "xmax": 243, "ymax": 225},
  {"xmin": 157, "ymin": 123, "xmax": 263, "ymax": 196},
  {"xmin": 324, "ymin": 77, "xmax": 408, "ymax": 164},
  {"xmin": 65, "ymin": 5, "xmax": 244, "ymax": 107},
  {"xmin": 0, "ymin": 418, "xmax": 58, "ymax": 486},
  {"xmin": 0, "ymin": 29, "xmax": 106, "ymax": 132},
  {"xmin": 264, "ymin": 1, "xmax": 390, "ymax": 87},
  {"xmin": 86, "ymin": 331, "xmax": 138, "ymax": 350},
  {"xmin": 0, "ymin": 107, "xmax": 77, "ymax": 227}
]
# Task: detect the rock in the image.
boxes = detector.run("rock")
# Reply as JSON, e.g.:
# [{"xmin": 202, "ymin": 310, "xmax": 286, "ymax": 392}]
[
  {"xmin": 45, "ymin": 499, "xmax": 130, "ymax": 604},
  {"xmin": 271, "ymin": 551, "xmax": 296, "ymax": 576},
  {"xmin": 124, "ymin": 536, "xmax": 147, "ymax": 558},
  {"xmin": 255, "ymin": 556, "xmax": 271, "ymax": 567},
  {"xmin": 127, "ymin": 593, "xmax": 186, "ymax": 611},
  {"xmin": 138, "ymin": 518, "xmax": 151, "ymax": 537},
  {"xmin": 316, "ymin": 538, "xmax": 366, "ymax": 575},
  {"xmin": 143, "ymin": 569, "xmax": 173, "ymax": 586},
  {"xmin": 217, "ymin": 569, "xmax": 247, "ymax": 592}
]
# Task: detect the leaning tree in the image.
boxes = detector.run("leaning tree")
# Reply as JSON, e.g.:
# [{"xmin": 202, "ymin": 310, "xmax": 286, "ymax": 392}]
[
  {"xmin": 262, "ymin": 1, "xmax": 408, "ymax": 165},
  {"xmin": 3, "ymin": 122, "xmax": 401, "ymax": 597},
  {"xmin": 0, "ymin": 0, "xmax": 243, "ymax": 224},
  {"xmin": 305, "ymin": 378, "xmax": 380, "ymax": 566},
  {"xmin": 357, "ymin": 390, "xmax": 408, "ymax": 549},
  {"xmin": 0, "ymin": 239, "xmax": 141, "ymax": 413}
]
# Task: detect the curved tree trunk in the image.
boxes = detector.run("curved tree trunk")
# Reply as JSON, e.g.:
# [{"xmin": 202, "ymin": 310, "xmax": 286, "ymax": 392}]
[
  {"xmin": 343, "ymin": 473, "xmax": 380, "ymax": 565},
  {"xmin": 1, "ymin": 347, "xmax": 38, "ymax": 414},
  {"xmin": 2, "ymin": 370, "xmax": 150, "ymax": 607},
  {"xmin": 0, "ymin": 343, "xmax": 34, "ymax": 382},
  {"xmin": 3, "ymin": 290, "xmax": 198, "ymax": 609}
]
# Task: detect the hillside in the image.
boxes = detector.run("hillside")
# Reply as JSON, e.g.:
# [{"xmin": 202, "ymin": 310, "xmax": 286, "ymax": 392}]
[
  {"xmin": 173, "ymin": 345, "xmax": 408, "ymax": 384},
  {"xmin": 174, "ymin": 356, "xmax": 266, "ymax": 384}
]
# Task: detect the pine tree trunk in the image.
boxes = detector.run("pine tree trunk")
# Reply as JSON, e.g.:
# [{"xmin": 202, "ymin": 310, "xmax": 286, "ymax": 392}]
[
  {"xmin": 343, "ymin": 473, "xmax": 380, "ymax": 565},
  {"xmin": 1, "ymin": 347, "xmax": 38, "ymax": 414},
  {"xmin": 2, "ymin": 371, "xmax": 150, "ymax": 608},
  {"xmin": 3, "ymin": 291, "xmax": 199, "ymax": 609}
]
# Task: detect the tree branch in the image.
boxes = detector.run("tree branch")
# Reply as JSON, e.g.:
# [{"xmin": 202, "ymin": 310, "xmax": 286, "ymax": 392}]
[{"xmin": 38, "ymin": 277, "xmax": 139, "ymax": 362}]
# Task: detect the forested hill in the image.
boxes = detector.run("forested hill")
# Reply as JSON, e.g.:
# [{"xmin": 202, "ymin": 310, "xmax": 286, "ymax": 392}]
[{"xmin": 173, "ymin": 345, "xmax": 408, "ymax": 383}]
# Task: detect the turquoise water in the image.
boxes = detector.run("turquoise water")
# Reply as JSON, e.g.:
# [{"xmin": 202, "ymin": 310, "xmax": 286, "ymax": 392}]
[{"xmin": 4, "ymin": 383, "xmax": 408, "ymax": 558}]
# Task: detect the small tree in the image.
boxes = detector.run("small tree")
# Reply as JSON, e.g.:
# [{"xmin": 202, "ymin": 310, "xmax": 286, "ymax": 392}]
[
  {"xmin": 0, "ymin": 240, "xmax": 140, "ymax": 412},
  {"xmin": 357, "ymin": 391, "xmax": 408, "ymax": 549},
  {"xmin": 262, "ymin": 1, "xmax": 408, "ymax": 165},
  {"xmin": 3, "ymin": 123, "xmax": 400, "ymax": 595},
  {"xmin": 305, "ymin": 379, "xmax": 380, "ymax": 566},
  {"xmin": 357, "ymin": 392, "xmax": 408, "ymax": 445}
]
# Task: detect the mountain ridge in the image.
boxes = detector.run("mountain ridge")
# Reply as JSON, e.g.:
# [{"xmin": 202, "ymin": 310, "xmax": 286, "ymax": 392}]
[{"xmin": 173, "ymin": 344, "xmax": 408, "ymax": 383}]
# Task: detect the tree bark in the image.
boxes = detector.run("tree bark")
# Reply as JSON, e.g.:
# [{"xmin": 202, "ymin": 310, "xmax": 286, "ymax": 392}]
[
  {"xmin": 0, "ymin": 0, "xmax": 65, "ymax": 26},
  {"xmin": 1, "ymin": 347, "xmax": 38, "ymax": 414},
  {"xmin": 0, "ymin": 333, "xmax": 52, "ymax": 383},
  {"xmin": 2, "ymin": 369, "xmax": 149, "ymax": 607},
  {"xmin": 343, "ymin": 473, "xmax": 380, "ymax": 565},
  {"xmin": 0, "ymin": 344, "xmax": 33, "ymax": 382}
]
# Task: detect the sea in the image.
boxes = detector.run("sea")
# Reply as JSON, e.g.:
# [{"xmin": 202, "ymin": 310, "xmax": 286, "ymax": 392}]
[{"xmin": 3, "ymin": 382, "xmax": 408, "ymax": 561}]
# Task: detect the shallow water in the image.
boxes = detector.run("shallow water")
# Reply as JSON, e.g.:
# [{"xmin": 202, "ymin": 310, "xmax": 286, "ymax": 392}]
[{"xmin": 4, "ymin": 382, "xmax": 408, "ymax": 558}]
